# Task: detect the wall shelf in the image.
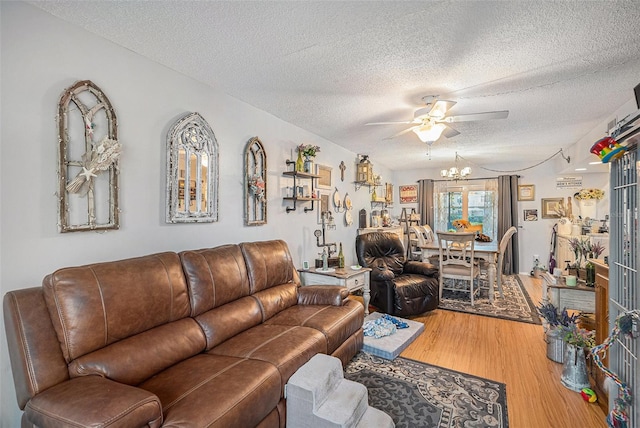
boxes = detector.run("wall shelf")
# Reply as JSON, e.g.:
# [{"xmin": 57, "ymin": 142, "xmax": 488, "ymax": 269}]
[{"xmin": 283, "ymin": 162, "xmax": 320, "ymax": 213}]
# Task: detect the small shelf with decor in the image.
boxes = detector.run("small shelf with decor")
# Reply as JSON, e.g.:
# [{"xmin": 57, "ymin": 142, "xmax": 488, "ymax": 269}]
[{"xmin": 283, "ymin": 162, "xmax": 320, "ymax": 213}]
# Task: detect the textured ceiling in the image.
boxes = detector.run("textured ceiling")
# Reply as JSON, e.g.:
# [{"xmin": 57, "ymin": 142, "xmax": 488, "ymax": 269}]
[{"xmin": 31, "ymin": 1, "xmax": 640, "ymax": 171}]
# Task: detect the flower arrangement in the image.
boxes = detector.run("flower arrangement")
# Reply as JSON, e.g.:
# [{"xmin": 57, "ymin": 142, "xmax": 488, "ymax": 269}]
[
  {"xmin": 297, "ymin": 144, "xmax": 320, "ymax": 159},
  {"xmin": 568, "ymin": 237, "xmax": 606, "ymax": 267},
  {"xmin": 536, "ymin": 302, "xmax": 578, "ymax": 328},
  {"xmin": 560, "ymin": 323, "xmax": 596, "ymax": 348},
  {"xmin": 248, "ymin": 175, "xmax": 265, "ymax": 201},
  {"xmin": 574, "ymin": 188, "xmax": 604, "ymax": 200}
]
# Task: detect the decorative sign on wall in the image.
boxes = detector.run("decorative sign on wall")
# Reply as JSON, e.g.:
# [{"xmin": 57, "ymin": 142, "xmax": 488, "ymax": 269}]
[
  {"xmin": 556, "ymin": 176, "xmax": 582, "ymax": 189},
  {"xmin": 244, "ymin": 136, "xmax": 267, "ymax": 226},
  {"xmin": 166, "ymin": 112, "xmax": 219, "ymax": 223},
  {"xmin": 57, "ymin": 80, "xmax": 120, "ymax": 233},
  {"xmin": 399, "ymin": 184, "xmax": 418, "ymax": 204}
]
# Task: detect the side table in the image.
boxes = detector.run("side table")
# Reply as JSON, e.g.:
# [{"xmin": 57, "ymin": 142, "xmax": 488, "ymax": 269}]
[
  {"xmin": 299, "ymin": 267, "xmax": 371, "ymax": 315},
  {"xmin": 541, "ymin": 272, "xmax": 595, "ymax": 313}
]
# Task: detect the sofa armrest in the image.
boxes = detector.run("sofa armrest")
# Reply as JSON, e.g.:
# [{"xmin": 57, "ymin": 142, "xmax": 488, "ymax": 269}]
[
  {"xmin": 25, "ymin": 376, "xmax": 163, "ymax": 428},
  {"xmin": 404, "ymin": 260, "xmax": 439, "ymax": 277},
  {"xmin": 298, "ymin": 285, "xmax": 348, "ymax": 306}
]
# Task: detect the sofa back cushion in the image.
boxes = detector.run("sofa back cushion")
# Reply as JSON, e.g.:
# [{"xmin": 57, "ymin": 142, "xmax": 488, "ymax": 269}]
[
  {"xmin": 240, "ymin": 240, "xmax": 298, "ymax": 294},
  {"xmin": 43, "ymin": 252, "xmax": 194, "ymax": 363},
  {"xmin": 180, "ymin": 245, "xmax": 251, "ymax": 316}
]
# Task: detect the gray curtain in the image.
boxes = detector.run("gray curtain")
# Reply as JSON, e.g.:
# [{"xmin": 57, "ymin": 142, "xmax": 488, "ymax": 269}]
[
  {"xmin": 497, "ymin": 175, "xmax": 519, "ymax": 274},
  {"xmin": 417, "ymin": 179, "xmax": 434, "ymax": 227}
]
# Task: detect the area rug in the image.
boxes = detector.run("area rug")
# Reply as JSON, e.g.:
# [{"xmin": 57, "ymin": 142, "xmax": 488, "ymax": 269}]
[
  {"xmin": 439, "ymin": 274, "xmax": 541, "ymax": 324},
  {"xmin": 344, "ymin": 352, "xmax": 509, "ymax": 428}
]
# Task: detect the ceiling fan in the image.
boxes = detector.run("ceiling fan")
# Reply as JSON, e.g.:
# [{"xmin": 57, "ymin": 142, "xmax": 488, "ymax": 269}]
[{"xmin": 366, "ymin": 96, "xmax": 509, "ymax": 143}]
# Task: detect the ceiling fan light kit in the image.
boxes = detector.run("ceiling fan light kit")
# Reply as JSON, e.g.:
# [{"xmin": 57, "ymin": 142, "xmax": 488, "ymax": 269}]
[
  {"xmin": 367, "ymin": 96, "xmax": 509, "ymax": 145},
  {"xmin": 412, "ymin": 121, "xmax": 447, "ymax": 143}
]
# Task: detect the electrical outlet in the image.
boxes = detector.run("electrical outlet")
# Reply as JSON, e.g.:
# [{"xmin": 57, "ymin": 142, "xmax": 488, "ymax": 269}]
[{"xmin": 533, "ymin": 254, "xmax": 539, "ymax": 265}]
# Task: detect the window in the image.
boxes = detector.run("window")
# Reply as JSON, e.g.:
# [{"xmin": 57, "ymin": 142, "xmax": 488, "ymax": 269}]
[{"xmin": 434, "ymin": 179, "xmax": 498, "ymax": 240}]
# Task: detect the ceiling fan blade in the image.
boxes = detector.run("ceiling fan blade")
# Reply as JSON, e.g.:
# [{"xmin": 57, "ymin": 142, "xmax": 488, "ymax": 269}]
[
  {"xmin": 441, "ymin": 110, "xmax": 509, "ymax": 123},
  {"xmin": 384, "ymin": 126, "xmax": 417, "ymax": 139},
  {"xmin": 428, "ymin": 99, "xmax": 456, "ymax": 118},
  {"xmin": 442, "ymin": 125, "xmax": 460, "ymax": 138},
  {"xmin": 365, "ymin": 120, "xmax": 414, "ymax": 125}
]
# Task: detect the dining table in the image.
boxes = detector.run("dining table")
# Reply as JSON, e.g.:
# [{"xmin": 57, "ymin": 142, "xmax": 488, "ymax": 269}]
[{"xmin": 419, "ymin": 239, "xmax": 500, "ymax": 303}]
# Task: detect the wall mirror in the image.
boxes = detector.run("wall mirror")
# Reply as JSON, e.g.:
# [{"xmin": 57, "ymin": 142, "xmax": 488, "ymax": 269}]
[
  {"xmin": 166, "ymin": 112, "xmax": 218, "ymax": 223},
  {"xmin": 57, "ymin": 80, "xmax": 120, "ymax": 232},
  {"xmin": 244, "ymin": 136, "xmax": 267, "ymax": 226}
]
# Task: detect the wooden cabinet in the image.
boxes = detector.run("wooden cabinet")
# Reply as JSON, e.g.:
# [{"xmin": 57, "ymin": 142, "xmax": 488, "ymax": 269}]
[{"xmin": 592, "ymin": 259, "xmax": 609, "ymax": 408}]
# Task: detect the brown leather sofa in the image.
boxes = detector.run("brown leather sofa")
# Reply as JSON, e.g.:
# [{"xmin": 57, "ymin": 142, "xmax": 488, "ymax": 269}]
[
  {"xmin": 356, "ymin": 232, "xmax": 439, "ymax": 317},
  {"xmin": 4, "ymin": 240, "xmax": 364, "ymax": 427}
]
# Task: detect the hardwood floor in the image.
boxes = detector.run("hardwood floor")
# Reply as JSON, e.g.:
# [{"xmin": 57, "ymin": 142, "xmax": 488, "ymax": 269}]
[{"xmin": 354, "ymin": 275, "xmax": 607, "ymax": 428}]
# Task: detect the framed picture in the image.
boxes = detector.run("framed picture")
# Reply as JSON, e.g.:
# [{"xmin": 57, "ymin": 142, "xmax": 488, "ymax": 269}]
[
  {"xmin": 517, "ymin": 184, "xmax": 535, "ymax": 201},
  {"xmin": 524, "ymin": 209, "xmax": 538, "ymax": 221},
  {"xmin": 399, "ymin": 184, "xmax": 418, "ymax": 204},
  {"xmin": 541, "ymin": 198, "xmax": 563, "ymax": 219},
  {"xmin": 317, "ymin": 193, "xmax": 330, "ymax": 224},
  {"xmin": 316, "ymin": 164, "xmax": 332, "ymax": 189}
]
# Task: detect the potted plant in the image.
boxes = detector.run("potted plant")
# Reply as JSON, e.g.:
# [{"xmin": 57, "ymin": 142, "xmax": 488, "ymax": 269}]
[
  {"xmin": 297, "ymin": 144, "xmax": 321, "ymax": 173},
  {"xmin": 558, "ymin": 323, "xmax": 596, "ymax": 392},
  {"xmin": 536, "ymin": 302, "xmax": 578, "ymax": 363}
]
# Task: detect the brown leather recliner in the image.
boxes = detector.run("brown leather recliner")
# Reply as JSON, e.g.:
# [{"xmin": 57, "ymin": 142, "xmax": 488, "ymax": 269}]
[{"xmin": 356, "ymin": 232, "xmax": 439, "ymax": 317}]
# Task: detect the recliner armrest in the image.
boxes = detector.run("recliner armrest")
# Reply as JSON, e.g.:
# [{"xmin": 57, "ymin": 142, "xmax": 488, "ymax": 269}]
[
  {"xmin": 25, "ymin": 376, "xmax": 163, "ymax": 428},
  {"xmin": 298, "ymin": 285, "xmax": 348, "ymax": 306},
  {"xmin": 403, "ymin": 261, "xmax": 439, "ymax": 277}
]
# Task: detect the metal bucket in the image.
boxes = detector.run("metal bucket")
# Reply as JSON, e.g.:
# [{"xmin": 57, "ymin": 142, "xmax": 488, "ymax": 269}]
[
  {"xmin": 561, "ymin": 344, "xmax": 590, "ymax": 392},
  {"xmin": 545, "ymin": 329, "xmax": 565, "ymax": 363}
]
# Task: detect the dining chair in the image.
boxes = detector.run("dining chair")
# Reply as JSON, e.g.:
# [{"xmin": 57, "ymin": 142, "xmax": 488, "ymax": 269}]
[
  {"xmin": 437, "ymin": 231, "xmax": 480, "ymax": 306},
  {"xmin": 409, "ymin": 225, "xmax": 435, "ymax": 261},
  {"xmin": 495, "ymin": 226, "xmax": 518, "ymax": 298}
]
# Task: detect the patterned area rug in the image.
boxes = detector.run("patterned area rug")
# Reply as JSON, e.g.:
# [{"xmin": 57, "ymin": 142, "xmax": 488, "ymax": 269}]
[
  {"xmin": 345, "ymin": 352, "xmax": 509, "ymax": 428},
  {"xmin": 439, "ymin": 274, "xmax": 541, "ymax": 324}
]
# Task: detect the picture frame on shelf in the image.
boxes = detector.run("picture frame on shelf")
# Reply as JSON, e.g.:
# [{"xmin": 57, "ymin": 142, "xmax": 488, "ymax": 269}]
[
  {"xmin": 541, "ymin": 198, "xmax": 563, "ymax": 218},
  {"xmin": 316, "ymin": 164, "xmax": 332, "ymax": 189},
  {"xmin": 517, "ymin": 184, "xmax": 535, "ymax": 201},
  {"xmin": 399, "ymin": 184, "xmax": 418, "ymax": 204},
  {"xmin": 524, "ymin": 209, "xmax": 538, "ymax": 221}
]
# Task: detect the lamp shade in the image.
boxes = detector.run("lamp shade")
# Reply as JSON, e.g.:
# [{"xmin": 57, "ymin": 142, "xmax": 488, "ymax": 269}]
[{"xmin": 412, "ymin": 122, "xmax": 446, "ymax": 143}]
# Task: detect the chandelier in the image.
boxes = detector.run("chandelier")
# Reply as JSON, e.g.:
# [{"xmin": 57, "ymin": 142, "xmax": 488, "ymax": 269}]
[{"xmin": 440, "ymin": 152, "xmax": 471, "ymax": 180}]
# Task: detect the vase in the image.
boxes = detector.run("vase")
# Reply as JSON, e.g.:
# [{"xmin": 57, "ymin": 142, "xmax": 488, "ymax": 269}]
[
  {"xmin": 295, "ymin": 150, "xmax": 304, "ymax": 172},
  {"xmin": 560, "ymin": 344, "xmax": 590, "ymax": 391},
  {"xmin": 577, "ymin": 199, "xmax": 597, "ymax": 220},
  {"xmin": 303, "ymin": 157, "xmax": 314, "ymax": 174}
]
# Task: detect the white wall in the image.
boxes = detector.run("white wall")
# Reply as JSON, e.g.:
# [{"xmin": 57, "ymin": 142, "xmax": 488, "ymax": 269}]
[{"xmin": 0, "ymin": 3, "xmax": 392, "ymax": 425}]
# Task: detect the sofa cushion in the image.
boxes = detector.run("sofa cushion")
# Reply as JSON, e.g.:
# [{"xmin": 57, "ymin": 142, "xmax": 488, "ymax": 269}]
[
  {"xmin": 240, "ymin": 240, "xmax": 298, "ymax": 294},
  {"xmin": 265, "ymin": 299, "xmax": 364, "ymax": 354},
  {"xmin": 180, "ymin": 245, "xmax": 251, "ymax": 316},
  {"xmin": 195, "ymin": 296, "xmax": 263, "ymax": 350},
  {"xmin": 42, "ymin": 252, "xmax": 190, "ymax": 362},
  {"xmin": 209, "ymin": 324, "xmax": 326, "ymax": 392},
  {"xmin": 139, "ymin": 354, "xmax": 281, "ymax": 428},
  {"xmin": 69, "ymin": 318, "xmax": 206, "ymax": 385},
  {"xmin": 251, "ymin": 283, "xmax": 299, "ymax": 321},
  {"xmin": 25, "ymin": 376, "xmax": 162, "ymax": 428}
]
